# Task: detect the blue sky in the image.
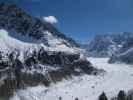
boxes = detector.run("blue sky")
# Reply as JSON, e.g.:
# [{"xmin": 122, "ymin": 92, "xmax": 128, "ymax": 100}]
[{"xmin": 2, "ymin": 0, "xmax": 133, "ymax": 43}]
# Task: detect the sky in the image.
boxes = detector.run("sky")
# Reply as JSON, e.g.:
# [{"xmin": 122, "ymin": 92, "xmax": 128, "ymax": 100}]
[{"xmin": 1, "ymin": 0, "xmax": 133, "ymax": 43}]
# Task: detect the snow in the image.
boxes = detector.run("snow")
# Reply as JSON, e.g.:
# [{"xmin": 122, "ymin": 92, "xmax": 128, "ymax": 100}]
[
  {"xmin": 0, "ymin": 29, "xmax": 36, "ymax": 53},
  {"xmin": 21, "ymin": 64, "xmax": 60, "ymax": 76},
  {"xmin": 10, "ymin": 58, "xmax": 133, "ymax": 100},
  {"xmin": 118, "ymin": 47, "xmax": 133, "ymax": 56},
  {"xmin": 0, "ymin": 29, "xmax": 80, "ymax": 54}
]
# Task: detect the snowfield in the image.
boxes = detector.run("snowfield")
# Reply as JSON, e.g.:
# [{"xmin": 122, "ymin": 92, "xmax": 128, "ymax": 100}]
[
  {"xmin": 10, "ymin": 58, "xmax": 133, "ymax": 100},
  {"xmin": 0, "ymin": 29, "xmax": 81, "ymax": 55}
]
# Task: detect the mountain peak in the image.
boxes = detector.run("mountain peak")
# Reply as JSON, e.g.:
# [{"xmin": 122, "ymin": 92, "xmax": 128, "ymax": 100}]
[{"xmin": 0, "ymin": 3, "xmax": 79, "ymax": 48}]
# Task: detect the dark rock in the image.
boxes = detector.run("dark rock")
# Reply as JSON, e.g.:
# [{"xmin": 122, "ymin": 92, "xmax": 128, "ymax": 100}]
[
  {"xmin": 0, "ymin": 79, "xmax": 17, "ymax": 98},
  {"xmin": 73, "ymin": 59, "xmax": 97, "ymax": 74}
]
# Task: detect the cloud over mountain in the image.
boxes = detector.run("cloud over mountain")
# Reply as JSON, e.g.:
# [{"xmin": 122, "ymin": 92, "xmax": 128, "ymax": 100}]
[{"xmin": 43, "ymin": 16, "xmax": 58, "ymax": 24}]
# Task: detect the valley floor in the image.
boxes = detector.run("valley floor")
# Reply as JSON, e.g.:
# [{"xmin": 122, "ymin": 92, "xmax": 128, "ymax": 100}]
[{"xmin": 11, "ymin": 58, "xmax": 133, "ymax": 100}]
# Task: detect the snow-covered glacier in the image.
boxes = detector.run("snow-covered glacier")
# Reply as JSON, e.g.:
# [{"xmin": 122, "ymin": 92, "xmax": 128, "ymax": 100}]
[{"xmin": 10, "ymin": 58, "xmax": 133, "ymax": 100}]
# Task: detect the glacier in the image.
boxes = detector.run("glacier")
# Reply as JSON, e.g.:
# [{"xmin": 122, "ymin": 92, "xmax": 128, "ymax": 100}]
[{"xmin": 10, "ymin": 58, "xmax": 133, "ymax": 100}]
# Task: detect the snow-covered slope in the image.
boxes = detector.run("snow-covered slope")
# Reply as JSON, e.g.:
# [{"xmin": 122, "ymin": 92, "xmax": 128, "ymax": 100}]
[
  {"xmin": 109, "ymin": 47, "xmax": 133, "ymax": 64},
  {"xmin": 0, "ymin": 3, "xmax": 98, "ymax": 99},
  {"xmin": 10, "ymin": 58, "xmax": 133, "ymax": 100},
  {"xmin": 0, "ymin": 29, "xmax": 80, "ymax": 55},
  {"xmin": 0, "ymin": 4, "xmax": 79, "ymax": 53},
  {"xmin": 82, "ymin": 32, "xmax": 133, "ymax": 64},
  {"xmin": 109, "ymin": 33, "xmax": 133, "ymax": 64},
  {"xmin": 85, "ymin": 35, "xmax": 115, "ymax": 57},
  {"xmin": 84, "ymin": 32, "xmax": 133, "ymax": 58}
]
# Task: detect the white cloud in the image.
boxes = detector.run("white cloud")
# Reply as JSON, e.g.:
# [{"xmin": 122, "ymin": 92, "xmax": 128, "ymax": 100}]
[{"xmin": 43, "ymin": 16, "xmax": 58, "ymax": 24}]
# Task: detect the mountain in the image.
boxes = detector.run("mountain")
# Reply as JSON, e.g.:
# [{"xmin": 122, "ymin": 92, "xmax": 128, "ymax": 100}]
[
  {"xmin": 82, "ymin": 32, "xmax": 133, "ymax": 58},
  {"xmin": 0, "ymin": 3, "xmax": 99, "ymax": 99},
  {"xmin": 82, "ymin": 35, "xmax": 117, "ymax": 57},
  {"xmin": 81, "ymin": 35, "xmax": 116, "ymax": 57},
  {"xmin": 82, "ymin": 32, "xmax": 133, "ymax": 64},
  {"xmin": 109, "ymin": 33, "xmax": 133, "ymax": 64}
]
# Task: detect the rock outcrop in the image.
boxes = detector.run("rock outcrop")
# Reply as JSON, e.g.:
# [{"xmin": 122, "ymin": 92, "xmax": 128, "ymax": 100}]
[{"xmin": 0, "ymin": 3, "xmax": 99, "ymax": 99}]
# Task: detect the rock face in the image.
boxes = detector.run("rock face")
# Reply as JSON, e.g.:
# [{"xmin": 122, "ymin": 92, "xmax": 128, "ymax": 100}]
[
  {"xmin": 0, "ymin": 3, "xmax": 98, "ymax": 98},
  {"xmin": 108, "ymin": 33, "xmax": 133, "ymax": 64},
  {"xmin": 83, "ymin": 32, "xmax": 133, "ymax": 64},
  {"xmin": 86, "ymin": 35, "xmax": 114, "ymax": 57},
  {"xmin": 83, "ymin": 33, "xmax": 133, "ymax": 58}
]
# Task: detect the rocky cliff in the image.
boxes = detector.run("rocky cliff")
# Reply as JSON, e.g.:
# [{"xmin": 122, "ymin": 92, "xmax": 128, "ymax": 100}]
[{"xmin": 0, "ymin": 3, "xmax": 98, "ymax": 99}]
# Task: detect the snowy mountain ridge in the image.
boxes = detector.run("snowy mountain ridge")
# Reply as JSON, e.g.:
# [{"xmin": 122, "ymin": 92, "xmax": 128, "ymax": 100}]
[
  {"xmin": 86, "ymin": 33, "xmax": 131, "ymax": 57},
  {"xmin": 0, "ymin": 3, "xmax": 99, "ymax": 99},
  {"xmin": 82, "ymin": 32, "xmax": 133, "ymax": 64}
]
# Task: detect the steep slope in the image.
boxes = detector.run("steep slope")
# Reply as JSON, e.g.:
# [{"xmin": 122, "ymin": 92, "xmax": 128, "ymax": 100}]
[
  {"xmin": 109, "ymin": 34, "xmax": 133, "ymax": 64},
  {"xmin": 0, "ymin": 3, "xmax": 98, "ymax": 99},
  {"xmin": 85, "ymin": 35, "xmax": 114, "ymax": 57},
  {"xmin": 84, "ymin": 32, "xmax": 133, "ymax": 58},
  {"xmin": 0, "ymin": 3, "xmax": 79, "ymax": 48}
]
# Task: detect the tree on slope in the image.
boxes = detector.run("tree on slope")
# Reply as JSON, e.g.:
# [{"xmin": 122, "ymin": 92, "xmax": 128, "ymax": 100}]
[
  {"xmin": 117, "ymin": 90, "xmax": 127, "ymax": 100},
  {"xmin": 98, "ymin": 92, "xmax": 108, "ymax": 100}
]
